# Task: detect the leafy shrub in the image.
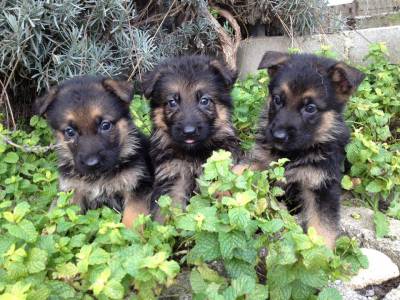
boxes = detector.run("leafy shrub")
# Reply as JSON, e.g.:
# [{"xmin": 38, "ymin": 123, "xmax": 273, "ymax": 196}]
[
  {"xmin": 0, "ymin": 136, "xmax": 365, "ymax": 299},
  {"xmin": 341, "ymin": 43, "xmax": 400, "ymax": 236},
  {"xmin": 160, "ymin": 151, "xmax": 366, "ymax": 300},
  {"xmin": 3, "ymin": 44, "xmax": 400, "ymax": 298},
  {"xmin": 231, "ymin": 70, "xmax": 269, "ymax": 150}
]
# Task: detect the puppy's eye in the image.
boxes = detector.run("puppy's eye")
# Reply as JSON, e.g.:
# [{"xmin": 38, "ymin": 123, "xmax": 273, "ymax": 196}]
[
  {"xmin": 199, "ymin": 96, "xmax": 211, "ymax": 106},
  {"xmin": 100, "ymin": 120, "xmax": 112, "ymax": 131},
  {"xmin": 303, "ymin": 104, "xmax": 318, "ymax": 114},
  {"xmin": 64, "ymin": 127, "xmax": 76, "ymax": 138},
  {"xmin": 168, "ymin": 99, "xmax": 178, "ymax": 108},
  {"xmin": 273, "ymin": 95, "xmax": 283, "ymax": 106}
]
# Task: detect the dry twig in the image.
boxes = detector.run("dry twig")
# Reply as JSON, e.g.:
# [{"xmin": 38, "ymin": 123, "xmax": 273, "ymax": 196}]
[{"xmin": 199, "ymin": 4, "xmax": 242, "ymax": 70}]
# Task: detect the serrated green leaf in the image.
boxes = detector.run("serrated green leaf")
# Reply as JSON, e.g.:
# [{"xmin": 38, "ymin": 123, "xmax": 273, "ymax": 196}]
[
  {"xmin": 299, "ymin": 269, "xmax": 328, "ymax": 288},
  {"xmin": 291, "ymin": 279, "xmax": 314, "ymax": 300},
  {"xmin": 27, "ymin": 248, "xmax": 47, "ymax": 273},
  {"xmin": 228, "ymin": 207, "xmax": 250, "ymax": 229},
  {"xmin": 231, "ymin": 275, "xmax": 256, "ymax": 296},
  {"xmin": 373, "ymin": 211, "xmax": 389, "ymax": 238},
  {"xmin": 189, "ymin": 232, "xmax": 220, "ymax": 262},
  {"xmin": 140, "ymin": 251, "xmax": 167, "ymax": 269},
  {"xmin": 4, "ymin": 152, "xmax": 19, "ymax": 163},
  {"xmin": 159, "ymin": 260, "xmax": 180, "ymax": 278},
  {"xmin": 5, "ymin": 220, "xmax": 38, "ymax": 243},
  {"xmin": 176, "ymin": 214, "xmax": 196, "ymax": 231},
  {"xmin": 318, "ymin": 287, "xmax": 342, "ymax": 300},
  {"xmin": 103, "ymin": 279, "xmax": 124, "ymax": 299},
  {"xmin": 269, "ymin": 285, "xmax": 292, "ymax": 300},
  {"xmin": 248, "ymin": 284, "xmax": 269, "ymax": 300},
  {"xmin": 259, "ymin": 219, "xmax": 284, "ymax": 234},
  {"xmin": 89, "ymin": 247, "xmax": 110, "ymax": 265},
  {"xmin": 13, "ymin": 202, "xmax": 30, "ymax": 222},
  {"xmin": 54, "ymin": 262, "xmax": 79, "ymax": 279},
  {"xmin": 366, "ymin": 180, "xmax": 382, "ymax": 193},
  {"xmin": 197, "ymin": 264, "xmax": 226, "ymax": 285},
  {"xmin": 218, "ymin": 231, "xmax": 246, "ymax": 260},
  {"xmin": 190, "ymin": 269, "xmax": 207, "ymax": 294}
]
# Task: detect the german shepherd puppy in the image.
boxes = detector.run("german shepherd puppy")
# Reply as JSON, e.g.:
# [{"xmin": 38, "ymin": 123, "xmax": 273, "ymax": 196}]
[
  {"xmin": 142, "ymin": 55, "xmax": 239, "ymax": 220},
  {"xmin": 35, "ymin": 76, "xmax": 153, "ymax": 228},
  {"xmin": 245, "ymin": 52, "xmax": 364, "ymax": 248}
]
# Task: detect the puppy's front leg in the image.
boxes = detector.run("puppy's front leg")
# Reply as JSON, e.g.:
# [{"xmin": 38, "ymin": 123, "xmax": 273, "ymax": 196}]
[
  {"xmin": 122, "ymin": 192, "xmax": 150, "ymax": 229},
  {"xmin": 301, "ymin": 186, "xmax": 340, "ymax": 249}
]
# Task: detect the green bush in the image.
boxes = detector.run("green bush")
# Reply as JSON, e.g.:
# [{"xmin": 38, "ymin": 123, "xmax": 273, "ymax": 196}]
[
  {"xmin": 341, "ymin": 43, "xmax": 400, "ymax": 236},
  {"xmin": 2, "ymin": 44, "xmax": 400, "ymax": 299}
]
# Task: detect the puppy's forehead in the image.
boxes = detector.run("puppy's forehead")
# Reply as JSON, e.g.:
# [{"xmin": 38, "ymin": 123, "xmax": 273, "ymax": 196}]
[
  {"xmin": 162, "ymin": 78, "xmax": 216, "ymax": 96},
  {"xmin": 58, "ymin": 81, "xmax": 105, "ymax": 98},
  {"xmin": 64, "ymin": 105, "xmax": 102, "ymax": 122},
  {"xmin": 56, "ymin": 88, "xmax": 119, "ymax": 128},
  {"xmin": 61, "ymin": 105, "xmax": 104, "ymax": 130},
  {"xmin": 273, "ymin": 74, "xmax": 327, "ymax": 107}
]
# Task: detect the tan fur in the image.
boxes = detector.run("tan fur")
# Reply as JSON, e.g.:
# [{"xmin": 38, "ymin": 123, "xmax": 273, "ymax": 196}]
[
  {"xmin": 285, "ymin": 166, "xmax": 328, "ymax": 189},
  {"xmin": 315, "ymin": 111, "xmax": 342, "ymax": 143},
  {"xmin": 63, "ymin": 107, "xmax": 97, "ymax": 133},
  {"xmin": 122, "ymin": 193, "xmax": 150, "ymax": 228},
  {"xmin": 55, "ymin": 132, "xmax": 75, "ymax": 166},
  {"xmin": 103, "ymin": 79, "xmax": 133, "ymax": 102},
  {"xmin": 117, "ymin": 119, "xmax": 140, "ymax": 159},
  {"xmin": 281, "ymin": 82, "xmax": 293, "ymax": 100},
  {"xmin": 89, "ymin": 105, "xmax": 103, "ymax": 120},
  {"xmin": 215, "ymin": 104, "xmax": 229, "ymax": 123},
  {"xmin": 302, "ymin": 189, "xmax": 337, "ymax": 249},
  {"xmin": 214, "ymin": 104, "xmax": 235, "ymax": 140},
  {"xmin": 153, "ymin": 108, "xmax": 168, "ymax": 131},
  {"xmin": 248, "ymin": 143, "xmax": 275, "ymax": 170},
  {"xmin": 302, "ymin": 89, "xmax": 318, "ymax": 99},
  {"xmin": 59, "ymin": 165, "xmax": 144, "ymax": 204},
  {"xmin": 155, "ymin": 158, "xmax": 202, "ymax": 207}
]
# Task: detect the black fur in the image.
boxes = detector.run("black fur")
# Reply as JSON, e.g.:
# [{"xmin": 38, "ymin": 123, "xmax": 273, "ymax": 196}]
[
  {"xmin": 252, "ymin": 52, "xmax": 365, "ymax": 246},
  {"xmin": 142, "ymin": 55, "xmax": 239, "ymax": 220},
  {"xmin": 35, "ymin": 76, "xmax": 153, "ymax": 223}
]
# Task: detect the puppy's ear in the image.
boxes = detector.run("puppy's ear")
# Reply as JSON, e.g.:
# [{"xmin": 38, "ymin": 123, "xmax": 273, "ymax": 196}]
[
  {"xmin": 34, "ymin": 87, "xmax": 58, "ymax": 116},
  {"xmin": 103, "ymin": 79, "xmax": 134, "ymax": 103},
  {"xmin": 141, "ymin": 69, "xmax": 163, "ymax": 99},
  {"xmin": 209, "ymin": 59, "xmax": 238, "ymax": 88},
  {"xmin": 328, "ymin": 62, "xmax": 365, "ymax": 102},
  {"xmin": 258, "ymin": 51, "xmax": 290, "ymax": 78}
]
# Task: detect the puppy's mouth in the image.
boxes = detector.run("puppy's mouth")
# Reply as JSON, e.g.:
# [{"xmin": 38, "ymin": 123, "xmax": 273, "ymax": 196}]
[{"xmin": 184, "ymin": 139, "xmax": 198, "ymax": 145}]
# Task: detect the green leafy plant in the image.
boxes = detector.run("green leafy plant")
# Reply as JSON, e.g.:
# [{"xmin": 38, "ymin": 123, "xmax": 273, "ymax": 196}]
[
  {"xmin": 231, "ymin": 70, "xmax": 269, "ymax": 150},
  {"xmin": 157, "ymin": 151, "xmax": 366, "ymax": 299},
  {"xmin": 3, "ymin": 44, "xmax": 400, "ymax": 298},
  {"xmin": 341, "ymin": 43, "xmax": 400, "ymax": 236}
]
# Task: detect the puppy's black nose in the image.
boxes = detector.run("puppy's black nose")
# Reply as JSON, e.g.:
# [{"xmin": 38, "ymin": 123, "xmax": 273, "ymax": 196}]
[
  {"xmin": 183, "ymin": 125, "xmax": 196, "ymax": 135},
  {"xmin": 82, "ymin": 155, "xmax": 100, "ymax": 167},
  {"xmin": 272, "ymin": 129, "xmax": 288, "ymax": 142}
]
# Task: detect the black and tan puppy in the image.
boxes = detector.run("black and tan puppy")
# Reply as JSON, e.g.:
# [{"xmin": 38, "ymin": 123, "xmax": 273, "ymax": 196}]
[
  {"xmin": 243, "ymin": 52, "xmax": 364, "ymax": 248},
  {"xmin": 142, "ymin": 55, "xmax": 239, "ymax": 220},
  {"xmin": 35, "ymin": 76, "xmax": 153, "ymax": 228}
]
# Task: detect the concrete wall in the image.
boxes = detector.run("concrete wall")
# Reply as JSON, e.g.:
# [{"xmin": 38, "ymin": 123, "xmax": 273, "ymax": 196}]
[{"xmin": 237, "ymin": 25, "xmax": 400, "ymax": 78}]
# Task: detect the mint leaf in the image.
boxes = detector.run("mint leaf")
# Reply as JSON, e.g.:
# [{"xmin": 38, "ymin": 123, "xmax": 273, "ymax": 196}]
[{"xmin": 374, "ymin": 211, "xmax": 389, "ymax": 238}]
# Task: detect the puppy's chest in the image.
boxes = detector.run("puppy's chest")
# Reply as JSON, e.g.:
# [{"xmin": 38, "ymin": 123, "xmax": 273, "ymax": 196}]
[
  {"xmin": 283, "ymin": 154, "xmax": 331, "ymax": 190},
  {"xmin": 59, "ymin": 167, "xmax": 143, "ymax": 202}
]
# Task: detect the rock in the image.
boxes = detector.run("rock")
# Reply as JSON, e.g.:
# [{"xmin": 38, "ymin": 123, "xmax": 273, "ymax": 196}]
[
  {"xmin": 364, "ymin": 288, "xmax": 374, "ymax": 297},
  {"xmin": 347, "ymin": 248, "xmax": 399, "ymax": 289},
  {"xmin": 384, "ymin": 284, "xmax": 400, "ymax": 300},
  {"xmin": 329, "ymin": 280, "xmax": 368, "ymax": 300},
  {"xmin": 340, "ymin": 206, "xmax": 400, "ymax": 268}
]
